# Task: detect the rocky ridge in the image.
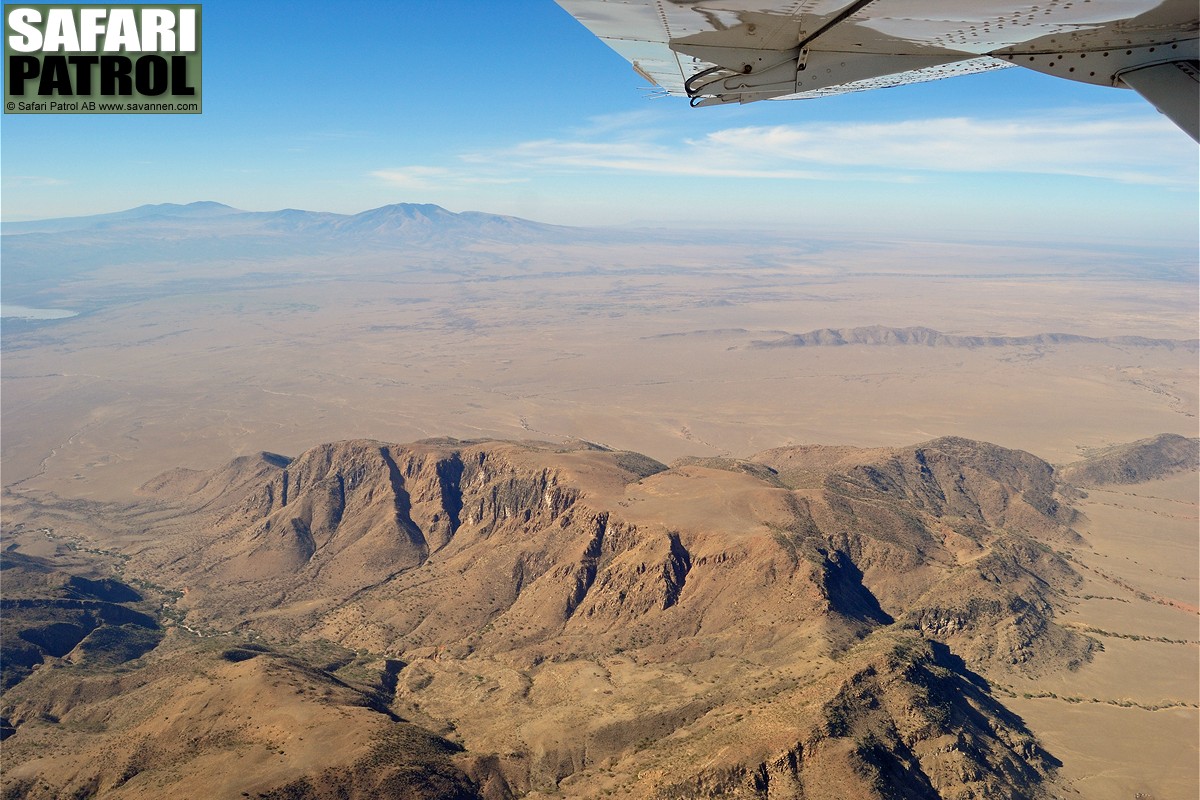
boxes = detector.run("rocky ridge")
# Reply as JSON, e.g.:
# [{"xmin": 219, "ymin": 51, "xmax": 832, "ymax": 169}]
[{"xmin": 5, "ymin": 432, "xmax": 1162, "ymax": 799}]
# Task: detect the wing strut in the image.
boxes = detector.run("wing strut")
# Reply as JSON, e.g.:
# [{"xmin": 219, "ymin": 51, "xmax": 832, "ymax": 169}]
[
  {"xmin": 796, "ymin": 0, "xmax": 876, "ymax": 52},
  {"xmin": 1117, "ymin": 61, "xmax": 1200, "ymax": 142}
]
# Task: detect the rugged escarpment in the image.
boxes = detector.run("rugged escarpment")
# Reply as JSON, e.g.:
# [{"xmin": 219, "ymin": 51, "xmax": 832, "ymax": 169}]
[
  {"xmin": 5, "ymin": 434, "xmax": 1111, "ymax": 799},
  {"xmin": 135, "ymin": 437, "xmax": 1089, "ymax": 674},
  {"xmin": 137, "ymin": 439, "xmax": 674, "ymax": 651},
  {"xmin": 119, "ymin": 436, "xmax": 1091, "ymax": 795}
]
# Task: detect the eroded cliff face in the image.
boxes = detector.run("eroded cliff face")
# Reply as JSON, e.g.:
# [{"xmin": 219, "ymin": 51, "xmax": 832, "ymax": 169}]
[
  {"xmin": 116, "ymin": 435, "xmax": 1091, "ymax": 798},
  {"xmin": 143, "ymin": 437, "xmax": 1086, "ymax": 664},
  {"xmin": 140, "ymin": 440, "xmax": 614, "ymax": 639}
]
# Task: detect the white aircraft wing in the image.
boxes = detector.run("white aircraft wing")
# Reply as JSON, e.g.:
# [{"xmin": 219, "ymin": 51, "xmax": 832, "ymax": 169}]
[{"xmin": 555, "ymin": 1, "xmax": 1199, "ymax": 140}]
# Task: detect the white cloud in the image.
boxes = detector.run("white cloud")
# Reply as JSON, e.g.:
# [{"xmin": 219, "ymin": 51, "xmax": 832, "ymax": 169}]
[
  {"xmin": 699, "ymin": 114, "xmax": 1194, "ymax": 184},
  {"xmin": 370, "ymin": 166, "xmax": 526, "ymax": 190},
  {"xmin": 464, "ymin": 109, "xmax": 1195, "ymax": 186},
  {"xmin": 371, "ymin": 166, "xmax": 452, "ymax": 190},
  {"xmin": 565, "ymin": 108, "xmax": 671, "ymax": 138},
  {"xmin": 3, "ymin": 175, "xmax": 68, "ymax": 187}
]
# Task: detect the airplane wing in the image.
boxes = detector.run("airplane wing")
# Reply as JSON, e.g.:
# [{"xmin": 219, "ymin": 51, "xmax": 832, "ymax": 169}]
[{"xmin": 555, "ymin": 1, "xmax": 1199, "ymax": 141}]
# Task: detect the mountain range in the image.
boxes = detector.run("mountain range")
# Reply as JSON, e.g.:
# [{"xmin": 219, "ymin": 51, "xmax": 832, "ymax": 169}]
[
  {"xmin": 9, "ymin": 433, "xmax": 1188, "ymax": 799},
  {"xmin": 0, "ymin": 202, "xmax": 594, "ymax": 310},
  {"xmin": 5, "ymin": 202, "xmax": 1196, "ymax": 314},
  {"xmin": 1, "ymin": 201, "xmax": 572, "ymax": 240}
]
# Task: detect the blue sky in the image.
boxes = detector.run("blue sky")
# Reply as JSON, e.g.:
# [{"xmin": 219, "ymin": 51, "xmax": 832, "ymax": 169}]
[{"xmin": 2, "ymin": 0, "xmax": 1197, "ymax": 244}]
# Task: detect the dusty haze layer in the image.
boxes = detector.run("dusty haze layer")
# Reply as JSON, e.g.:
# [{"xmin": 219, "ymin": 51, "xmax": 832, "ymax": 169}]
[{"xmin": 2, "ymin": 204, "xmax": 1196, "ymax": 500}]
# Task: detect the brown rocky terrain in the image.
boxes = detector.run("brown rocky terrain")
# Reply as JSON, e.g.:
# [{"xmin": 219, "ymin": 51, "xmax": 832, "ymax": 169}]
[
  {"xmin": 1056, "ymin": 432, "xmax": 1200, "ymax": 487},
  {"xmin": 0, "ymin": 632, "xmax": 480, "ymax": 800},
  {"xmin": 1, "ymin": 434, "xmax": 1118, "ymax": 799}
]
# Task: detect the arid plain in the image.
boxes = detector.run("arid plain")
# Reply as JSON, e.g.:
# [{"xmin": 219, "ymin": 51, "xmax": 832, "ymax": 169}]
[
  {"xmin": 2, "ymin": 204, "xmax": 1197, "ymax": 798},
  {"xmin": 3, "ymin": 210, "xmax": 1195, "ymax": 499}
]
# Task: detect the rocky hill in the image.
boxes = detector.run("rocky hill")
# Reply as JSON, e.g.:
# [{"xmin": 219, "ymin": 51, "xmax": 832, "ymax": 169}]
[
  {"xmin": 1057, "ymin": 433, "xmax": 1199, "ymax": 486},
  {"xmin": 749, "ymin": 325, "xmax": 1198, "ymax": 351},
  {"xmin": 0, "ymin": 634, "xmax": 480, "ymax": 800},
  {"xmin": 3, "ymin": 435, "xmax": 1105, "ymax": 799},
  {"xmin": 0, "ymin": 551, "xmax": 162, "ymax": 694}
]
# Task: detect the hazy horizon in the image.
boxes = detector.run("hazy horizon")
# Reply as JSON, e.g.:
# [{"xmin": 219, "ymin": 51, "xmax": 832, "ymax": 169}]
[
  {"xmin": 2, "ymin": 1, "xmax": 1196, "ymax": 242},
  {"xmin": 6, "ymin": 197, "xmax": 1199, "ymax": 253}
]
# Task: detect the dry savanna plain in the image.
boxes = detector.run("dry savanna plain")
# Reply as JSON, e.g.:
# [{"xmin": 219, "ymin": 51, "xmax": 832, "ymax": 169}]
[{"xmin": 1, "ymin": 203, "xmax": 1197, "ymax": 799}]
